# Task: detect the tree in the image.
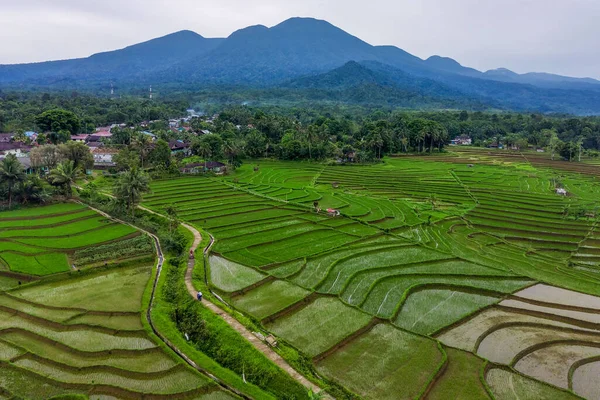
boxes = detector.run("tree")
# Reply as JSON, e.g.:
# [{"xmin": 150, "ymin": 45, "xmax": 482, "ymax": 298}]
[
  {"xmin": 113, "ymin": 168, "xmax": 150, "ymax": 218},
  {"xmin": 35, "ymin": 109, "xmax": 81, "ymax": 134},
  {"xmin": 164, "ymin": 205, "xmax": 179, "ymax": 233},
  {"xmin": 149, "ymin": 139, "xmax": 172, "ymax": 168},
  {"xmin": 0, "ymin": 154, "xmax": 26, "ymax": 208},
  {"xmin": 58, "ymin": 141, "xmax": 93, "ymax": 170},
  {"xmin": 48, "ymin": 160, "xmax": 81, "ymax": 198},
  {"xmin": 132, "ymin": 133, "xmax": 153, "ymax": 168},
  {"xmin": 193, "ymin": 139, "xmax": 212, "ymax": 161},
  {"xmin": 245, "ymin": 130, "xmax": 267, "ymax": 158},
  {"xmin": 30, "ymin": 145, "xmax": 61, "ymax": 170},
  {"xmin": 19, "ymin": 176, "xmax": 50, "ymax": 205},
  {"xmin": 113, "ymin": 147, "xmax": 140, "ymax": 171}
]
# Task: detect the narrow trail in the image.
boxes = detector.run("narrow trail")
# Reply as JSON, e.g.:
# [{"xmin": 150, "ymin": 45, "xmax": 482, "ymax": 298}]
[
  {"xmin": 181, "ymin": 222, "xmax": 324, "ymax": 394},
  {"xmin": 76, "ymin": 201, "xmax": 250, "ymax": 399},
  {"xmin": 78, "ymin": 191, "xmax": 324, "ymax": 395}
]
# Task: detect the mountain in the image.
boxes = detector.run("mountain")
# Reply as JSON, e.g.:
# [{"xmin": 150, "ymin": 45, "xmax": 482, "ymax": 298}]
[
  {"xmin": 0, "ymin": 30, "xmax": 223, "ymax": 85},
  {"xmin": 1, "ymin": 17, "xmax": 600, "ymax": 114},
  {"xmin": 423, "ymin": 56, "xmax": 481, "ymax": 77},
  {"xmin": 483, "ymin": 68, "xmax": 600, "ymax": 89}
]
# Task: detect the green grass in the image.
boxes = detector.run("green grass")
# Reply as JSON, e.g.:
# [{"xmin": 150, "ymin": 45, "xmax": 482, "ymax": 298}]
[
  {"xmin": 266, "ymin": 297, "xmax": 372, "ymax": 357},
  {"xmin": 0, "ymin": 217, "xmax": 110, "ymax": 238}
]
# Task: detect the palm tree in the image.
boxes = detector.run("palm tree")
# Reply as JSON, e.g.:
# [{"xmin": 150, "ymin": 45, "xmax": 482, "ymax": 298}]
[
  {"xmin": 113, "ymin": 168, "xmax": 150, "ymax": 218},
  {"xmin": 0, "ymin": 154, "xmax": 26, "ymax": 208},
  {"xmin": 20, "ymin": 176, "xmax": 50, "ymax": 205},
  {"xmin": 164, "ymin": 205, "xmax": 179, "ymax": 233},
  {"xmin": 48, "ymin": 160, "xmax": 81, "ymax": 198},
  {"xmin": 133, "ymin": 132, "xmax": 153, "ymax": 168},
  {"xmin": 195, "ymin": 140, "xmax": 212, "ymax": 163}
]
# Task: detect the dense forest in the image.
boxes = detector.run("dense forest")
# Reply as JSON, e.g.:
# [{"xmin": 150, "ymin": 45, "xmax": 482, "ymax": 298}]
[{"xmin": 2, "ymin": 92, "xmax": 600, "ymax": 165}]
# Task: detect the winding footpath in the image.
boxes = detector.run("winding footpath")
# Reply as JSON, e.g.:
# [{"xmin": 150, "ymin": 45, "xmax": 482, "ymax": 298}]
[
  {"xmin": 77, "ymin": 201, "xmax": 250, "ymax": 399},
  {"xmin": 79, "ymin": 193, "xmax": 324, "ymax": 396},
  {"xmin": 181, "ymin": 223, "xmax": 323, "ymax": 394}
]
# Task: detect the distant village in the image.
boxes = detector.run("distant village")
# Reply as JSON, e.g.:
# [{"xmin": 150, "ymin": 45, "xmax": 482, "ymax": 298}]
[{"xmin": 0, "ymin": 109, "xmax": 230, "ymax": 175}]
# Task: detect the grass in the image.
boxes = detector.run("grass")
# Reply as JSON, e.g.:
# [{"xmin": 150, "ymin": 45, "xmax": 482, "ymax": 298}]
[
  {"xmin": 0, "ymin": 203, "xmax": 153, "ymax": 276},
  {"xmin": 0, "ymin": 203, "xmax": 86, "ymax": 218}
]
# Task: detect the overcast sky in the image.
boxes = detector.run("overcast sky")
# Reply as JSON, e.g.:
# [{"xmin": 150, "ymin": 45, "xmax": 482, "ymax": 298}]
[{"xmin": 1, "ymin": 0, "xmax": 598, "ymax": 78}]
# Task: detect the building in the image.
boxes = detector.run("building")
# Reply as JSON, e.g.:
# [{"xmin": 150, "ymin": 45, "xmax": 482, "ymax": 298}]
[
  {"xmin": 91, "ymin": 148, "xmax": 119, "ymax": 168},
  {"xmin": 0, "ymin": 133, "xmax": 13, "ymax": 143},
  {"xmin": 0, "ymin": 142, "xmax": 33, "ymax": 158},
  {"xmin": 71, "ymin": 134, "xmax": 90, "ymax": 142},
  {"xmin": 451, "ymin": 135, "xmax": 472, "ymax": 146},
  {"xmin": 85, "ymin": 135, "xmax": 104, "ymax": 148},
  {"xmin": 556, "ymin": 188, "xmax": 567, "ymax": 196},
  {"xmin": 169, "ymin": 140, "xmax": 191, "ymax": 156},
  {"xmin": 180, "ymin": 161, "xmax": 227, "ymax": 174}
]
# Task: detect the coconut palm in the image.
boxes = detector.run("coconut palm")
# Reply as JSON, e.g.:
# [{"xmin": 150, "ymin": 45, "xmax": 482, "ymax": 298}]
[
  {"xmin": 20, "ymin": 176, "xmax": 50, "ymax": 205},
  {"xmin": 0, "ymin": 154, "xmax": 26, "ymax": 208},
  {"xmin": 133, "ymin": 132, "xmax": 153, "ymax": 168},
  {"xmin": 113, "ymin": 167, "xmax": 150, "ymax": 218},
  {"xmin": 164, "ymin": 205, "xmax": 179, "ymax": 233},
  {"xmin": 48, "ymin": 160, "xmax": 80, "ymax": 198}
]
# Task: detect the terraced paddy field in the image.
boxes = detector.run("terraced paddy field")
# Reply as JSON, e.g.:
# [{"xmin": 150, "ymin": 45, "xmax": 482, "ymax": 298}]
[
  {"xmin": 0, "ymin": 203, "xmax": 154, "ymax": 277},
  {"xmin": 0, "ymin": 259, "xmax": 237, "ymax": 399},
  {"xmin": 0, "ymin": 204, "xmax": 245, "ymax": 399},
  {"xmin": 140, "ymin": 153, "xmax": 600, "ymax": 399}
]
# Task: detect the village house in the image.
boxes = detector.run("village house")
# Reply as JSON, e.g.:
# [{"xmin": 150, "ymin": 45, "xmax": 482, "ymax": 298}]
[
  {"xmin": 85, "ymin": 135, "xmax": 104, "ymax": 148},
  {"xmin": 0, "ymin": 142, "xmax": 33, "ymax": 158},
  {"xmin": 168, "ymin": 140, "xmax": 191, "ymax": 156},
  {"xmin": 71, "ymin": 134, "xmax": 90, "ymax": 142},
  {"xmin": 91, "ymin": 148, "xmax": 119, "ymax": 168},
  {"xmin": 451, "ymin": 135, "xmax": 472, "ymax": 146},
  {"xmin": 180, "ymin": 161, "xmax": 227, "ymax": 174},
  {"xmin": 0, "ymin": 133, "xmax": 13, "ymax": 143}
]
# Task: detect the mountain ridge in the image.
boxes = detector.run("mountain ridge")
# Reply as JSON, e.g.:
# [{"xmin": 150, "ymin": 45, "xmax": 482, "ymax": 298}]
[{"xmin": 1, "ymin": 17, "xmax": 600, "ymax": 114}]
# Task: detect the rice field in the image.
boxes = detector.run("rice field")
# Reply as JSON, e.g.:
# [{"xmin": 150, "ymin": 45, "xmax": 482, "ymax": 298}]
[
  {"xmin": 0, "ymin": 203, "xmax": 153, "ymax": 276},
  {"xmin": 0, "ymin": 257, "xmax": 235, "ymax": 399},
  {"xmin": 142, "ymin": 153, "xmax": 600, "ymax": 399}
]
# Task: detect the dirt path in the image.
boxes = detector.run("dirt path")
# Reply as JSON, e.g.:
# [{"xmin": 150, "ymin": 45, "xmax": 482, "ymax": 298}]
[
  {"xmin": 79, "ymin": 192, "xmax": 324, "ymax": 395},
  {"xmin": 181, "ymin": 223, "xmax": 324, "ymax": 394},
  {"xmin": 75, "ymin": 201, "xmax": 250, "ymax": 398}
]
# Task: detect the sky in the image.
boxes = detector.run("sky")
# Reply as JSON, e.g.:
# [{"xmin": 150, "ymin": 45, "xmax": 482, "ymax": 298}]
[{"xmin": 1, "ymin": 0, "xmax": 599, "ymax": 78}]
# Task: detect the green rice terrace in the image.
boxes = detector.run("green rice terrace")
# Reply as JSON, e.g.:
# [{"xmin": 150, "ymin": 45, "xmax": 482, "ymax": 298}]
[
  {"xmin": 141, "ymin": 149, "xmax": 600, "ymax": 400},
  {"xmin": 0, "ymin": 203, "xmax": 238, "ymax": 399},
  {"xmin": 4, "ymin": 147, "xmax": 600, "ymax": 399}
]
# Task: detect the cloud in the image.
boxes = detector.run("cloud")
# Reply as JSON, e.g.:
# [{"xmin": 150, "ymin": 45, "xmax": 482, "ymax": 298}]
[{"xmin": 0, "ymin": 0, "xmax": 598, "ymax": 78}]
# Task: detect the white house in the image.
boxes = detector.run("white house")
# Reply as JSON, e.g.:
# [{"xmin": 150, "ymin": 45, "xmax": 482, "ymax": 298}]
[{"xmin": 92, "ymin": 148, "xmax": 119, "ymax": 168}]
